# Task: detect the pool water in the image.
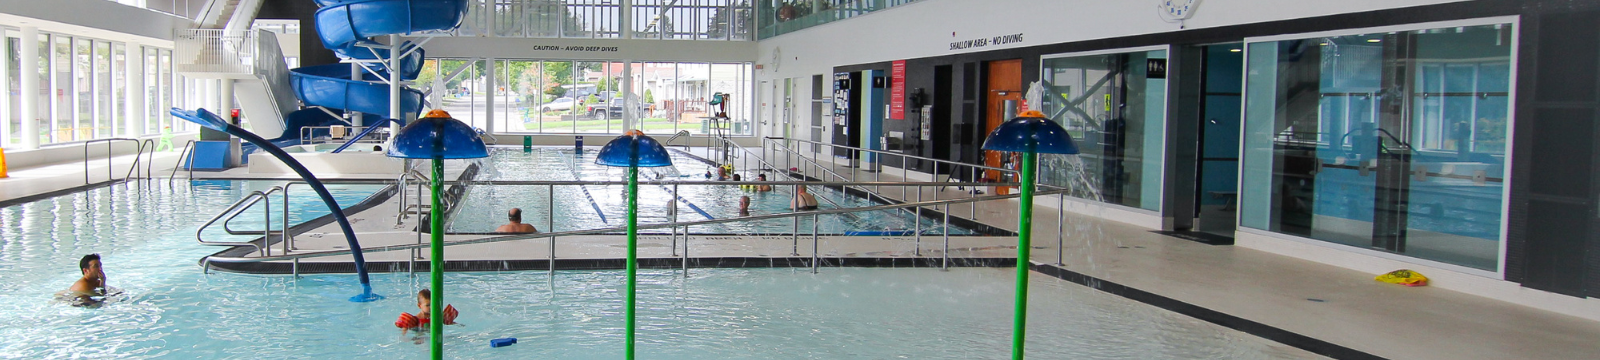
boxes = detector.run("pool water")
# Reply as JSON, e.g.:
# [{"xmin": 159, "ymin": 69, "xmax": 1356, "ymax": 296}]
[
  {"xmin": 446, "ymin": 148, "xmax": 976, "ymax": 235},
  {"xmin": 0, "ymin": 180, "xmax": 1319, "ymax": 358}
]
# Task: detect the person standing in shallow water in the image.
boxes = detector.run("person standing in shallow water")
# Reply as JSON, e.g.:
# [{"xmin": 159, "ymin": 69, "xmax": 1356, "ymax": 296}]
[
  {"xmin": 791, "ymin": 185, "xmax": 819, "ymax": 211},
  {"xmin": 739, "ymin": 195, "xmax": 752, "ymax": 216}
]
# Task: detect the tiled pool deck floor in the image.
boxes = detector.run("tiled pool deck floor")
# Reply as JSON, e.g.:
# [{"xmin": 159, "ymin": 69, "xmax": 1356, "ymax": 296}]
[{"xmin": 5, "ymin": 146, "xmax": 1600, "ymax": 359}]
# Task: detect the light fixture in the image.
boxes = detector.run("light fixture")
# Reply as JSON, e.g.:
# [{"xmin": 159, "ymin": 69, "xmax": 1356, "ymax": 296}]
[
  {"xmin": 1229, "ymin": 48, "xmax": 1242, "ymax": 53},
  {"xmin": 385, "ymin": 109, "xmax": 488, "ymax": 360},
  {"xmin": 595, "ymin": 132, "xmax": 673, "ymax": 360},
  {"xmin": 1367, "ymin": 38, "xmax": 1382, "ymax": 43},
  {"xmin": 979, "ymin": 110, "xmax": 1078, "ymax": 360}
]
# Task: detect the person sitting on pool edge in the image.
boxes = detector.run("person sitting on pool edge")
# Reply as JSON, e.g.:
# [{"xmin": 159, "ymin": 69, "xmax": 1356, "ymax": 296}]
[
  {"xmin": 396, "ymin": 289, "xmax": 459, "ymax": 336},
  {"xmin": 755, "ymin": 174, "xmax": 773, "ymax": 192},
  {"xmin": 791, "ymin": 185, "xmax": 819, "ymax": 211},
  {"xmin": 67, "ymin": 254, "xmax": 107, "ymax": 304},
  {"xmin": 495, "ymin": 208, "xmax": 539, "ymax": 233}
]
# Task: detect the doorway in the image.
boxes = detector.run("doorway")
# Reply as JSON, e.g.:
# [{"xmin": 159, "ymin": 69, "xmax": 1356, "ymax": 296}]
[
  {"xmin": 1192, "ymin": 44, "xmax": 1245, "ymax": 238},
  {"xmin": 983, "ymin": 59, "xmax": 1023, "ymax": 189}
]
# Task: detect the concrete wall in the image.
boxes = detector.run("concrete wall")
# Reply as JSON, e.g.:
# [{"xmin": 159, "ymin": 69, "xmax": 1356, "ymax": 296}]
[
  {"xmin": 752, "ymin": 0, "xmax": 1471, "ymax": 156},
  {"xmin": 0, "ymin": 0, "xmax": 189, "ymax": 45}
]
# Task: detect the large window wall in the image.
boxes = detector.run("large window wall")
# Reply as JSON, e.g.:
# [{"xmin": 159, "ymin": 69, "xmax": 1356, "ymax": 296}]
[
  {"xmin": 1038, "ymin": 48, "xmax": 1168, "ymax": 212},
  {"xmin": 2, "ymin": 27, "xmax": 191, "ymax": 149},
  {"xmin": 455, "ymin": 0, "xmax": 751, "ymax": 40},
  {"xmin": 424, "ymin": 58, "xmax": 753, "ymax": 135},
  {"xmin": 1239, "ymin": 20, "xmax": 1516, "ymax": 272}
]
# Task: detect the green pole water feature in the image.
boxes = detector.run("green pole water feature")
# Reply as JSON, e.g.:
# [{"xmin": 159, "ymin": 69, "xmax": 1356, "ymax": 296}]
[
  {"xmin": 1011, "ymin": 147, "xmax": 1036, "ymax": 360},
  {"xmin": 626, "ymin": 164, "xmax": 639, "ymax": 359},
  {"xmin": 430, "ymin": 156, "xmax": 445, "ymax": 359}
]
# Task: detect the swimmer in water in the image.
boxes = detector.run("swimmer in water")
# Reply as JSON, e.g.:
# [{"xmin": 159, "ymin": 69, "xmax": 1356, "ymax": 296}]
[
  {"xmin": 739, "ymin": 195, "xmax": 751, "ymax": 216},
  {"xmin": 791, "ymin": 185, "xmax": 819, "ymax": 211},
  {"xmin": 397, "ymin": 289, "xmax": 459, "ymax": 338},
  {"xmin": 756, "ymin": 174, "xmax": 773, "ymax": 192},
  {"xmin": 495, "ymin": 208, "xmax": 539, "ymax": 234},
  {"xmin": 66, "ymin": 254, "xmax": 106, "ymax": 306}
]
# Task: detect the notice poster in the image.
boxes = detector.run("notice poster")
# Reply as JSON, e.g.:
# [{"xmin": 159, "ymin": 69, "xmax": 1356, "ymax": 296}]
[
  {"xmin": 890, "ymin": 60, "xmax": 906, "ymax": 120},
  {"xmin": 833, "ymin": 72, "xmax": 850, "ymax": 125}
]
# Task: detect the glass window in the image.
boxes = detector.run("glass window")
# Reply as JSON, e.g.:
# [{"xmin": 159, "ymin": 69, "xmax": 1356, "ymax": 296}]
[
  {"xmin": 1038, "ymin": 49, "xmax": 1168, "ymax": 211},
  {"xmin": 96, "ymin": 41, "xmax": 112, "ymax": 139},
  {"xmin": 145, "ymin": 46, "xmax": 159, "ymax": 136},
  {"xmin": 4, "ymin": 33, "xmax": 16, "ymax": 147},
  {"xmin": 53, "ymin": 35, "xmax": 71, "ymax": 143},
  {"xmin": 1240, "ymin": 22, "xmax": 1515, "ymax": 271}
]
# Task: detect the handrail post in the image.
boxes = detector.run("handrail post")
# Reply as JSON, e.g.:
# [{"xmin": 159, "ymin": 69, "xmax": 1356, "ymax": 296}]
[
  {"xmin": 678, "ymin": 224, "xmax": 689, "ymax": 276},
  {"xmin": 1057, "ymin": 193, "xmax": 1066, "ymax": 266},
  {"xmin": 915, "ymin": 185, "xmax": 922, "ymax": 257},
  {"xmin": 943, "ymin": 203, "xmax": 951, "ymax": 271},
  {"xmin": 670, "ymin": 184, "xmax": 679, "ymax": 256},
  {"xmin": 284, "ymin": 185, "xmax": 293, "ymax": 252},
  {"xmin": 263, "ymin": 191, "xmax": 271, "ymax": 257},
  {"xmin": 811, "ymin": 213, "xmax": 820, "ymax": 274},
  {"xmin": 791, "ymin": 216, "xmax": 800, "ymax": 256}
]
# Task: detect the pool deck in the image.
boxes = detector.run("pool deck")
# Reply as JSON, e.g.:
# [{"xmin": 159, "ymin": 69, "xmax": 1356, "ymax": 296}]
[{"xmin": 5, "ymin": 146, "xmax": 1600, "ymax": 360}]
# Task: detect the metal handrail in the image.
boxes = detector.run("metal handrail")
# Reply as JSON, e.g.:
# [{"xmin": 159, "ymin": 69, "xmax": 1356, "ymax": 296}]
[
  {"xmin": 203, "ymin": 184, "xmax": 1057, "ymax": 264},
  {"xmin": 302, "ymin": 125, "xmax": 385, "ymax": 145},
  {"xmin": 169, "ymin": 140, "xmax": 200, "ymax": 187},
  {"xmin": 129, "ymin": 139, "xmax": 156, "ymax": 181},
  {"xmin": 720, "ymin": 137, "xmax": 869, "ymax": 215},
  {"xmin": 761, "ymin": 139, "xmax": 908, "ymax": 205},
  {"xmin": 196, "ymin": 187, "xmax": 281, "ymax": 256},
  {"xmin": 82, "ymin": 138, "xmax": 148, "ymax": 184},
  {"xmin": 396, "ymin": 168, "xmax": 431, "ymax": 225},
  {"xmin": 332, "ymin": 118, "xmax": 401, "ymax": 153},
  {"xmin": 772, "ymin": 136, "xmax": 1018, "ymax": 173},
  {"xmin": 664, "ymin": 130, "xmax": 692, "ymax": 150}
]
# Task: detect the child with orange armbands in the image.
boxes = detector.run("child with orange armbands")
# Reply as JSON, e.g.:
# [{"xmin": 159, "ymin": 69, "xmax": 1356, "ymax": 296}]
[{"xmin": 396, "ymin": 289, "xmax": 458, "ymax": 337}]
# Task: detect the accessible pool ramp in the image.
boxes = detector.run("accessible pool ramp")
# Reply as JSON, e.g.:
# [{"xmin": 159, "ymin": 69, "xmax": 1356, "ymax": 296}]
[{"xmin": 196, "ymin": 174, "xmax": 1030, "ymax": 276}]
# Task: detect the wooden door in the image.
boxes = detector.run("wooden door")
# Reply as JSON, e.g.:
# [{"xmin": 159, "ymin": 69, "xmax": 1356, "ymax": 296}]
[{"xmin": 984, "ymin": 59, "xmax": 1023, "ymax": 192}]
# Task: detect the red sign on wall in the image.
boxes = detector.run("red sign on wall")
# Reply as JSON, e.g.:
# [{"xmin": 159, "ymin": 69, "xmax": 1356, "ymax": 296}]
[{"xmin": 890, "ymin": 60, "xmax": 906, "ymax": 120}]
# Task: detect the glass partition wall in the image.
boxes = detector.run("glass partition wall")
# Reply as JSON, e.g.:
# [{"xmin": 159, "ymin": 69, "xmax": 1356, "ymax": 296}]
[
  {"xmin": 456, "ymin": 0, "xmax": 751, "ymax": 40},
  {"xmin": 1038, "ymin": 48, "xmax": 1168, "ymax": 212},
  {"xmin": 426, "ymin": 58, "xmax": 753, "ymax": 136},
  {"xmin": 1240, "ymin": 20, "xmax": 1516, "ymax": 272}
]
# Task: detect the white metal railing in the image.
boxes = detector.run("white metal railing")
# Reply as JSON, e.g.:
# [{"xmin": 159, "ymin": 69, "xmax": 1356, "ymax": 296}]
[
  {"xmin": 174, "ymin": 29, "xmax": 257, "ymax": 75},
  {"xmin": 301, "ymin": 125, "xmax": 389, "ymax": 145}
]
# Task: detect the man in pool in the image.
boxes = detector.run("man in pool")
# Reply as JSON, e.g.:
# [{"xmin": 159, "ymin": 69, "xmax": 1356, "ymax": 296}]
[
  {"xmin": 739, "ymin": 195, "xmax": 752, "ymax": 216},
  {"xmin": 791, "ymin": 185, "xmax": 819, "ymax": 211},
  {"xmin": 755, "ymin": 174, "xmax": 773, "ymax": 192},
  {"xmin": 495, "ymin": 208, "xmax": 539, "ymax": 233},
  {"xmin": 67, "ymin": 254, "xmax": 106, "ymax": 304}
]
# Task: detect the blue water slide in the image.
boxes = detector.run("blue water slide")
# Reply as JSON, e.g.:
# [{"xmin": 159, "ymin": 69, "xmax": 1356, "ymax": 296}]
[{"xmin": 291, "ymin": 0, "xmax": 468, "ymax": 122}]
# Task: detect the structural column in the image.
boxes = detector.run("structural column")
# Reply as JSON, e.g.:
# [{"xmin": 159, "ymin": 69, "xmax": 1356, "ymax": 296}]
[
  {"xmin": 126, "ymin": 42, "xmax": 144, "ymax": 137},
  {"xmin": 623, "ymin": 60, "xmax": 634, "ymax": 131},
  {"xmin": 19, "ymin": 27, "xmax": 40, "ymax": 150},
  {"xmin": 485, "ymin": 58, "xmax": 495, "ymax": 134},
  {"xmin": 389, "ymin": 35, "xmax": 403, "ymax": 140}
]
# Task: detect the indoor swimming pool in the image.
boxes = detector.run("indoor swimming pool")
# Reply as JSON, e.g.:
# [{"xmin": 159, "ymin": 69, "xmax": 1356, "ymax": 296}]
[
  {"xmin": 445, "ymin": 147, "xmax": 980, "ymax": 235},
  {"xmin": 0, "ymin": 179, "xmax": 1319, "ymax": 358}
]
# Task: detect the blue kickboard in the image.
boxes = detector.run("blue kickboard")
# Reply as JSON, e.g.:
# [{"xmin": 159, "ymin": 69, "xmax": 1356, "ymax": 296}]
[{"xmin": 490, "ymin": 337, "xmax": 517, "ymax": 348}]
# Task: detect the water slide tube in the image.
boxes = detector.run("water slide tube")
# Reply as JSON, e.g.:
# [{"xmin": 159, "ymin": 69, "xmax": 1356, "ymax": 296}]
[
  {"xmin": 291, "ymin": 0, "xmax": 468, "ymax": 134},
  {"xmin": 172, "ymin": 108, "xmax": 382, "ymax": 302}
]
